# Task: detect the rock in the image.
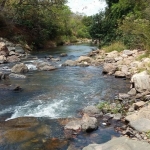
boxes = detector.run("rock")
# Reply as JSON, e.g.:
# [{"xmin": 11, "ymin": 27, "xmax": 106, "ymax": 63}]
[
  {"xmin": 51, "ymin": 57, "xmax": 61, "ymax": 61},
  {"xmin": 39, "ymin": 65, "xmax": 56, "ymax": 71},
  {"xmin": 11, "ymin": 63, "xmax": 29, "ymax": 73},
  {"xmin": 123, "ymin": 50, "xmax": 133, "ymax": 56},
  {"xmin": 62, "ymin": 60, "xmax": 77, "ymax": 66},
  {"xmin": 60, "ymin": 53, "xmax": 67, "ymax": 57},
  {"xmin": 128, "ymin": 88, "xmax": 136, "ymax": 96},
  {"xmin": 9, "ymin": 73, "xmax": 26, "ymax": 79},
  {"xmin": 0, "ymin": 42, "xmax": 9, "ymax": 56},
  {"xmin": 114, "ymin": 56, "xmax": 123, "ymax": 62},
  {"xmin": 83, "ymin": 137, "xmax": 150, "ymax": 150},
  {"xmin": 131, "ymin": 71, "xmax": 150, "ymax": 93},
  {"xmin": 15, "ymin": 45, "xmax": 25, "ymax": 54},
  {"xmin": 114, "ymin": 71, "xmax": 126, "ymax": 78},
  {"xmin": 134, "ymin": 101, "xmax": 145, "ymax": 109},
  {"xmin": 113, "ymin": 113, "xmax": 122, "ymax": 120},
  {"xmin": 121, "ymin": 65, "xmax": 129, "ymax": 75},
  {"xmin": 7, "ymin": 46, "xmax": 15, "ymax": 52},
  {"xmin": 118, "ymin": 93, "xmax": 130, "ymax": 100},
  {"xmin": 9, "ymin": 85, "xmax": 22, "ymax": 91},
  {"xmin": 102, "ymin": 63, "xmax": 117, "ymax": 75},
  {"xmin": 81, "ymin": 114, "xmax": 98, "ymax": 131},
  {"xmin": 64, "ymin": 120, "xmax": 81, "ymax": 131},
  {"xmin": 126, "ymin": 104, "xmax": 150, "ymax": 132},
  {"xmin": 130, "ymin": 118, "xmax": 150, "ymax": 132},
  {"xmin": 83, "ymin": 106, "xmax": 102, "ymax": 117},
  {"xmin": 0, "ymin": 55, "xmax": 7, "ymax": 63},
  {"xmin": 9, "ymin": 51, "xmax": 16, "ymax": 56},
  {"xmin": 105, "ymin": 51, "xmax": 118, "ymax": 58},
  {"xmin": 7, "ymin": 55, "xmax": 20, "ymax": 63},
  {"xmin": 76, "ymin": 56, "xmax": 91, "ymax": 63}
]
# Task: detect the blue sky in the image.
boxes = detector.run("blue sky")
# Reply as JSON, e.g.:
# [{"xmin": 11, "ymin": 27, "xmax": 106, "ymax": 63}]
[{"xmin": 67, "ymin": 0, "xmax": 107, "ymax": 16}]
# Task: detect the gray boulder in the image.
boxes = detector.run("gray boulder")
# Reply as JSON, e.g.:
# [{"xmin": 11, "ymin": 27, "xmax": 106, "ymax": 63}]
[
  {"xmin": 103, "ymin": 63, "xmax": 117, "ymax": 75},
  {"xmin": 81, "ymin": 114, "xmax": 98, "ymax": 131},
  {"xmin": 131, "ymin": 71, "xmax": 150, "ymax": 93},
  {"xmin": 11, "ymin": 63, "xmax": 29, "ymax": 73},
  {"xmin": 15, "ymin": 45, "xmax": 25, "ymax": 54}
]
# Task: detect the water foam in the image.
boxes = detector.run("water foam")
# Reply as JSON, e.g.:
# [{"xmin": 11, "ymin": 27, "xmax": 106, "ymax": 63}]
[{"xmin": 6, "ymin": 99, "xmax": 67, "ymax": 121}]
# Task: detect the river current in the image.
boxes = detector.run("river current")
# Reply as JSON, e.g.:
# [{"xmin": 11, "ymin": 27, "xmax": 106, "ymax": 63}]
[{"xmin": 0, "ymin": 44, "xmax": 130, "ymax": 149}]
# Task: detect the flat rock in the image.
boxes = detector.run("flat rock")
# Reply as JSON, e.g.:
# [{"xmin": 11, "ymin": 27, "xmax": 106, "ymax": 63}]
[
  {"xmin": 82, "ymin": 137, "xmax": 150, "ymax": 150},
  {"xmin": 64, "ymin": 120, "xmax": 81, "ymax": 131},
  {"xmin": 9, "ymin": 73, "xmax": 26, "ymax": 79},
  {"xmin": 130, "ymin": 118, "xmax": 150, "ymax": 132},
  {"xmin": 114, "ymin": 71, "xmax": 126, "ymax": 78}
]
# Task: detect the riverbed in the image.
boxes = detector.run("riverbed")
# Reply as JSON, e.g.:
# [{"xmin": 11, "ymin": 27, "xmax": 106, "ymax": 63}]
[{"xmin": 0, "ymin": 44, "xmax": 130, "ymax": 149}]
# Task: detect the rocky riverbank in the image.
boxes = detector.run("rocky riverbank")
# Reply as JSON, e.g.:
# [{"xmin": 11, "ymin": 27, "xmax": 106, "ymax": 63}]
[
  {"xmin": 66, "ymin": 48, "xmax": 150, "ymax": 149},
  {"xmin": 1, "ymin": 37, "xmax": 150, "ymax": 149}
]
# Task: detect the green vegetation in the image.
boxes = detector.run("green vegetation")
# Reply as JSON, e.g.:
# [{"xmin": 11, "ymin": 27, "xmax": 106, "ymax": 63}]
[
  {"xmin": 97, "ymin": 101, "xmax": 123, "ymax": 114},
  {"xmin": 1, "ymin": 0, "xmax": 150, "ymax": 51},
  {"xmin": 0, "ymin": 0, "xmax": 90, "ymax": 48},
  {"xmin": 102, "ymin": 42, "xmax": 126, "ymax": 53}
]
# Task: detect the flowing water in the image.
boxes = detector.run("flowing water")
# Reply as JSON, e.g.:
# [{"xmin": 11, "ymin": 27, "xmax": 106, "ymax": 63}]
[{"xmin": 0, "ymin": 44, "xmax": 130, "ymax": 150}]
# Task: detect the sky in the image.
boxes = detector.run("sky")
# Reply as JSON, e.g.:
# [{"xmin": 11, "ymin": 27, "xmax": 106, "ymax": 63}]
[{"xmin": 67, "ymin": 0, "xmax": 107, "ymax": 16}]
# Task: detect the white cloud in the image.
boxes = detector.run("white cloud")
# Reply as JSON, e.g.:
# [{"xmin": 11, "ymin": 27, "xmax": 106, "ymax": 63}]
[{"xmin": 67, "ymin": 0, "xmax": 106, "ymax": 16}]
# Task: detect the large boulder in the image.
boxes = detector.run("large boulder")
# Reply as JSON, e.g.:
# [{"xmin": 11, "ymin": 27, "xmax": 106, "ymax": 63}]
[
  {"xmin": 7, "ymin": 55, "xmax": 20, "ymax": 63},
  {"xmin": 131, "ymin": 71, "xmax": 150, "ymax": 93},
  {"xmin": 102, "ymin": 63, "xmax": 117, "ymax": 75},
  {"xmin": 76, "ymin": 56, "xmax": 91, "ymax": 63},
  {"xmin": 81, "ymin": 114, "xmax": 98, "ymax": 131},
  {"xmin": 0, "ymin": 42, "xmax": 9, "ymax": 56},
  {"xmin": 62, "ymin": 60, "xmax": 77, "ymax": 66},
  {"xmin": 11, "ymin": 63, "xmax": 29, "ymax": 73},
  {"xmin": 82, "ymin": 137, "xmax": 150, "ymax": 150}
]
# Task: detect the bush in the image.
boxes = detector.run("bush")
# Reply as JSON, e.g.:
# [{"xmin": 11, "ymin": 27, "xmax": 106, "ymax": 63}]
[{"xmin": 102, "ymin": 41, "xmax": 126, "ymax": 52}]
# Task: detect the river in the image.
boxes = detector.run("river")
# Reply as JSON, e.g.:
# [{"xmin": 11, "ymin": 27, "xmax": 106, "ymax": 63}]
[{"xmin": 0, "ymin": 44, "xmax": 130, "ymax": 150}]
